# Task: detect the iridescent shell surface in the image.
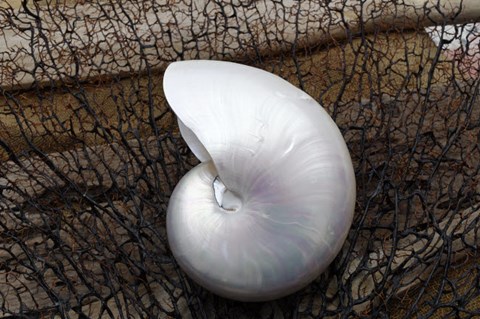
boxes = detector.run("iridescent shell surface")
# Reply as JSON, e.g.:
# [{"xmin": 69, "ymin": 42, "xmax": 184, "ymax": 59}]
[{"xmin": 164, "ymin": 60, "xmax": 356, "ymax": 302}]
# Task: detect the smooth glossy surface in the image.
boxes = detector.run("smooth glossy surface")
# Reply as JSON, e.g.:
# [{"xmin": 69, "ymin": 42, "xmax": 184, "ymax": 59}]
[{"xmin": 164, "ymin": 60, "xmax": 356, "ymax": 302}]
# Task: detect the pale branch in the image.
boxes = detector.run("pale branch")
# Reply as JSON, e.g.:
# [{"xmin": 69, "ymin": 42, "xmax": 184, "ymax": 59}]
[
  {"xmin": 1, "ymin": 0, "xmax": 479, "ymax": 90},
  {"xmin": 332, "ymin": 205, "xmax": 480, "ymax": 315}
]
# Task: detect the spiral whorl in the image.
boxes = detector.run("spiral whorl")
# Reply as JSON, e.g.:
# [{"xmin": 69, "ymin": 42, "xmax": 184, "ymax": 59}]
[{"xmin": 164, "ymin": 60, "xmax": 355, "ymax": 302}]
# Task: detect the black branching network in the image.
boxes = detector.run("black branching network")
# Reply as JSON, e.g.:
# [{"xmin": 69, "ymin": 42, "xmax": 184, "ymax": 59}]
[{"xmin": 0, "ymin": 1, "xmax": 479, "ymax": 318}]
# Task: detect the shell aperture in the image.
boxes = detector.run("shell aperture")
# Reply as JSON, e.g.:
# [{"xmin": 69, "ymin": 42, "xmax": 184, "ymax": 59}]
[{"xmin": 164, "ymin": 60, "xmax": 356, "ymax": 302}]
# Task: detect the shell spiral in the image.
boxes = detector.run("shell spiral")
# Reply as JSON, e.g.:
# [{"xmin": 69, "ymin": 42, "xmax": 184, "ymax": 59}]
[{"xmin": 164, "ymin": 61, "xmax": 356, "ymax": 302}]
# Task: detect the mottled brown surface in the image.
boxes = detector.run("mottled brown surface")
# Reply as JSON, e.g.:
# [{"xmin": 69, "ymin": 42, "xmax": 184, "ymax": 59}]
[
  {"xmin": 1, "ymin": 0, "xmax": 478, "ymax": 90},
  {"xmin": 1, "ymin": 26, "xmax": 480, "ymax": 318}
]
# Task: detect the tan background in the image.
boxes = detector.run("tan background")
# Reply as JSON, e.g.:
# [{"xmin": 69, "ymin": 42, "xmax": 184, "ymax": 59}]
[{"xmin": 1, "ymin": 1, "xmax": 479, "ymax": 318}]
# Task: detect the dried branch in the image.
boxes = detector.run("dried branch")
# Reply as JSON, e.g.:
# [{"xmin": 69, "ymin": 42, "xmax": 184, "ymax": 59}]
[{"xmin": 1, "ymin": 0, "xmax": 479, "ymax": 90}]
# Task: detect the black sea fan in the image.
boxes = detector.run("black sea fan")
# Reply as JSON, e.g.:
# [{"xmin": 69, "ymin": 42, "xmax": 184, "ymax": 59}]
[{"xmin": 0, "ymin": 0, "xmax": 479, "ymax": 318}]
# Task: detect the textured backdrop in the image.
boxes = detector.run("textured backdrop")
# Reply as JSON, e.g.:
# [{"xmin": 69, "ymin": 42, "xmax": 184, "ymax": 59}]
[{"xmin": 1, "ymin": 1, "xmax": 479, "ymax": 318}]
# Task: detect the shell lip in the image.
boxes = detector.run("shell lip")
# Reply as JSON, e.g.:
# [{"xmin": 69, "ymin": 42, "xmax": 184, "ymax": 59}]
[
  {"xmin": 163, "ymin": 61, "xmax": 236, "ymax": 192},
  {"xmin": 164, "ymin": 62, "xmax": 244, "ymax": 212}
]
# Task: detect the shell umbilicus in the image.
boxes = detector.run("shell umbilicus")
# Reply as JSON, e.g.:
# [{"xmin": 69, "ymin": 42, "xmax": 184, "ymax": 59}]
[{"xmin": 164, "ymin": 60, "xmax": 356, "ymax": 302}]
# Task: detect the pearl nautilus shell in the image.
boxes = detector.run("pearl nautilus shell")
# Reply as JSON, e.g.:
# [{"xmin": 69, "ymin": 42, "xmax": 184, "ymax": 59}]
[{"xmin": 164, "ymin": 60, "xmax": 356, "ymax": 302}]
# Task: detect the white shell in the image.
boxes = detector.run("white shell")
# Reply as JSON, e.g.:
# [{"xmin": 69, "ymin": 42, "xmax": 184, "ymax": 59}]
[{"xmin": 164, "ymin": 60, "xmax": 356, "ymax": 302}]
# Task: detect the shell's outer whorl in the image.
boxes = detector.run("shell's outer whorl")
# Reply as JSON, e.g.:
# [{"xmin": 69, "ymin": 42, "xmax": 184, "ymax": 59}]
[{"xmin": 164, "ymin": 60, "xmax": 356, "ymax": 302}]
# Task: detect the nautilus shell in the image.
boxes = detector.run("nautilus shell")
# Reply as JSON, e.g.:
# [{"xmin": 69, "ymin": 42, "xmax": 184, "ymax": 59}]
[{"xmin": 164, "ymin": 60, "xmax": 356, "ymax": 302}]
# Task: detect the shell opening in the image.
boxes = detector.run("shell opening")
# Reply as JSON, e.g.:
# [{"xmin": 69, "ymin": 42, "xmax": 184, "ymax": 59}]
[{"xmin": 213, "ymin": 176, "xmax": 242, "ymax": 213}]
